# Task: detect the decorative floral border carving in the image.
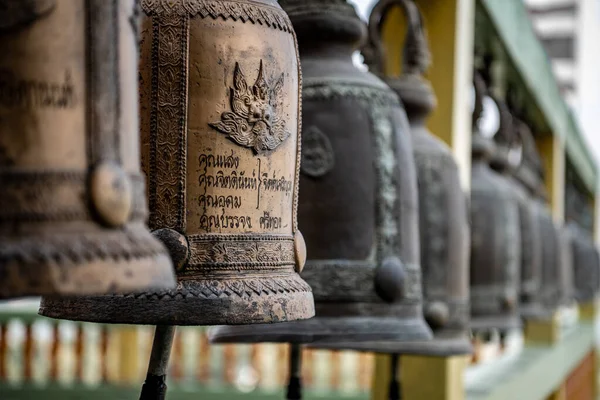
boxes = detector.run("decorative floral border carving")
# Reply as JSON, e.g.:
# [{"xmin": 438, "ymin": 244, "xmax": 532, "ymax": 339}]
[
  {"xmin": 122, "ymin": 273, "xmax": 311, "ymax": 300},
  {"xmin": 0, "ymin": 226, "xmax": 167, "ymax": 268},
  {"xmin": 148, "ymin": 15, "xmax": 188, "ymax": 231},
  {"xmin": 140, "ymin": 0, "xmax": 293, "ymax": 32},
  {"xmin": 186, "ymin": 234, "xmax": 295, "ymax": 271}
]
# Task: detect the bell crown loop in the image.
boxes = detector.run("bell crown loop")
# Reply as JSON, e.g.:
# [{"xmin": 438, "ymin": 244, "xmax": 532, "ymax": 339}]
[{"xmin": 363, "ymin": 0, "xmax": 435, "ymax": 119}]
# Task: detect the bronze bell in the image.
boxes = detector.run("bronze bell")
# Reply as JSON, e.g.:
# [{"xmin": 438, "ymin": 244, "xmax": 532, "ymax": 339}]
[
  {"xmin": 39, "ymin": 0, "xmax": 315, "ymax": 325},
  {"xmin": 557, "ymin": 224, "xmax": 575, "ymax": 306},
  {"xmin": 306, "ymin": 0, "xmax": 470, "ymax": 356},
  {"xmin": 469, "ymin": 73, "xmax": 521, "ymax": 332},
  {"xmin": 567, "ymin": 223, "xmax": 600, "ymax": 303},
  {"xmin": 514, "ymin": 122, "xmax": 567, "ymax": 315},
  {"xmin": 210, "ymin": 0, "xmax": 432, "ymax": 344},
  {"xmin": 0, "ymin": 0, "xmax": 175, "ymax": 299},
  {"xmin": 490, "ymin": 112, "xmax": 544, "ymax": 319}
]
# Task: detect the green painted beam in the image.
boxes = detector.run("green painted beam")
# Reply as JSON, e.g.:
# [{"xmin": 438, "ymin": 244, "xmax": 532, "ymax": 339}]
[
  {"xmin": 466, "ymin": 323, "xmax": 595, "ymax": 400},
  {"xmin": 478, "ymin": 0, "xmax": 597, "ymax": 194},
  {"xmin": 0, "ymin": 384, "xmax": 368, "ymax": 400}
]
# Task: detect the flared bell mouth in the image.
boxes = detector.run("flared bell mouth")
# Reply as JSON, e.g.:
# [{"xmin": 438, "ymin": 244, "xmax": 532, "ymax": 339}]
[
  {"xmin": 0, "ymin": 224, "xmax": 176, "ymax": 299},
  {"xmin": 470, "ymin": 314, "xmax": 522, "ymax": 333},
  {"xmin": 309, "ymin": 332, "xmax": 473, "ymax": 357},
  {"xmin": 39, "ymin": 273, "xmax": 315, "ymax": 326},
  {"xmin": 209, "ymin": 315, "xmax": 432, "ymax": 345}
]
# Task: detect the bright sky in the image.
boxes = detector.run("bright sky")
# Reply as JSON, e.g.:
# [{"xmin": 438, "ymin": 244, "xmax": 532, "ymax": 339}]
[{"xmin": 349, "ymin": 0, "xmax": 372, "ymax": 20}]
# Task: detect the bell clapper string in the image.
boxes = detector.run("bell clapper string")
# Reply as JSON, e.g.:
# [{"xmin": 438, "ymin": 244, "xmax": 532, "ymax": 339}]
[
  {"xmin": 388, "ymin": 353, "xmax": 401, "ymax": 400},
  {"xmin": 139, "ymin": 325, "xmax": 177, "ymax": 400},
  {"xmin": 286, "ymin": 343, "xmax": 303, "ymax": 400}
]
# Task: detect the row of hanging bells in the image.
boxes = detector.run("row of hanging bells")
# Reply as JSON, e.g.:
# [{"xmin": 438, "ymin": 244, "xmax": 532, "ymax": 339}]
[{"xmin": 2, "ymin": 0, "xmax": 594, "ymax": 365}]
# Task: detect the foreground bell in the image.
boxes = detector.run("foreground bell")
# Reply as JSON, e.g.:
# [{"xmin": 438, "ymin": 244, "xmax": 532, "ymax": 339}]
[
  {"xmin": 0, "ymin": 0, "xmax": 175, "ymax": 299},
  {"xmin": 40, "ymin": 0, "xmax": 314, "ymax": 325},
  {"xmin": 308, "ymin": 0, "xmax": 470, "ymax": 356},
  {"xmin": 568, "ymin": 223, "xmax": 600, "ymax": 303},
  {"xmin": 210, "ymin": 0, "xmax": 432, "ymax": 344},
  {"xmin": 490, "ymin": 113, "xmax": 544, "ymax": 319},
  {"xmin": 469, "ymin": 74, "xmax": 521, "ymax": 332}
]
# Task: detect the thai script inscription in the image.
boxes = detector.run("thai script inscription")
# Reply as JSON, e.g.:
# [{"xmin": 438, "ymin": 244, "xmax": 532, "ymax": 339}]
[
  {"xmin": 0, "ymin": 69, "xmax": 76, "ymax": 109},
  {"xmin": 198, "ymin": 150, "xmax": 293, "ymax": 233},
  {"xmin": 199, "ymin": 195, "xmax": 242, "ymax": 209},
  {"xmin": 259, "ymin": 212, "xmax": 282, "ymax": 230},
  {"xmin": 200, "ymin": 211, "xmax": 253, "ymax": 231}
]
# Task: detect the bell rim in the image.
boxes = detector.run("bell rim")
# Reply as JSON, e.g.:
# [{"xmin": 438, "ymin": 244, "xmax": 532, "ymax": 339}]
[
  {"xmin": 208, "ymin": 315, "xmax": 433, "ymax": 344},
  {"xmin": 0, "ymin": 225, "xmax": 176, "ymax": 299},
  {"xmin": 308, "ymin": 334, "xmax": 473, "ymax": 357},
  {"xmin": 38, "ymin": 277, "xmax": 315, "ymax": 326}
]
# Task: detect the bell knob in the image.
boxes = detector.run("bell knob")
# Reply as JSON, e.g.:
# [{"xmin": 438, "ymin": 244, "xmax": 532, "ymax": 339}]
[
  {"xmin": 152, "ymin": 228, "xmax": 189, "ymax": 272},
  {"xmin": 294, "ymin": 230, "xmax": 307, "ymax": 274},
  {"xmin": 374, "ymin": 256, "xmax": 405, "ymax": 303},
  {"xmin": 425, "ymin": 301, "xmax": 450, "ymax": 329},
  {"xmin": 90, "ymin": 161, "xmax": 133, "ymax": 227}
]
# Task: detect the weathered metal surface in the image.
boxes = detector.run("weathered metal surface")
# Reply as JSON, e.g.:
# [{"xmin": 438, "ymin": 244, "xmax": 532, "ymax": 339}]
[
  {"xmin": 39, "ymin": 0, "xmax": 314, "ymax": 325},
  {"xmin": 567, "ymin": 223, "xmax": 600, "ymax": 303},
  {"xmin": 514, "ymin": 118, "xmax": 573, "ymax": 314},
  {"xmin": 0, "ymin": 0, "xmax": 175, "ymax": 299},
  {"xmin": 210, "ymin": 0, "xmax": 431, "ymax": 344},
  {"xmin": 489, "ymin": 110, "xmax": 544, "ymax": 320},
  {"xmin": 469, "ymin": 74, "xmax": 521, "ymax": 332},
  {"xmin": 310, "ymin": 0, "xmax": 470, "ymax": 357}
]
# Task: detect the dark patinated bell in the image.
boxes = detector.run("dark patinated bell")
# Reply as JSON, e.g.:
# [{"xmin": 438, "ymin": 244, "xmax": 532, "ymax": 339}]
[
  {"xmin": 469, "ymin": 73, "xmax": 521, "ymax": 332},
  {"xmin": 567, "ymin": 223, "xmax": 600, "ymax": 303},
  {"xmin": 0, "ymin": 0, "xmax": 175, "ymax": 299},
  {"xmin": 558, "ymin": 224, "xmax": 575, "ymax": 306},
  {"xmin": 514, "ymin": 121, "xmax": 569, "ymax": 316},
  {"xmin": 308, "ymin": 0, "xmax": 470, "ymax": 356},
  {"xmin": 39, "ymin": 0, "xmax": 315, "ymax": 325},
  {"xmin": 210, "ymin": 0, "xmax": 432, "ymax": 344},
  {"xmin": 489, "ymin": 112, "xmax": 544, "ymax": 320}
]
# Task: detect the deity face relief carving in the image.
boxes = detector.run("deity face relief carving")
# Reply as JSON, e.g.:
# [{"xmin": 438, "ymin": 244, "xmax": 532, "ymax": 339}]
[{"xmin": 210, "ymin": 60, "xmax": 290, "ymax": 155}]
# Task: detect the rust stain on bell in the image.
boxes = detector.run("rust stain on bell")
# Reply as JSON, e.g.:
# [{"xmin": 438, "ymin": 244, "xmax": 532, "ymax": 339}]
[
  {"xmin": 39, "ymin": 0, "xmax": 314, "ymax": 326},
  {"xmin": 0, "ymin": 0, "xmax": 175, "ymax": 299}
]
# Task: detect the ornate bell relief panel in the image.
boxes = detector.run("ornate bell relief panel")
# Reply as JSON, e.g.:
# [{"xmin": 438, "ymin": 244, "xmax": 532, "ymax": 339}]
[
  {"xmin": 300, "ymin": 125, "xmax": 335, "ymax": 178},
  {"xmin": 210, "ymin": 61, "xmax": 290, "ymax": 155}
]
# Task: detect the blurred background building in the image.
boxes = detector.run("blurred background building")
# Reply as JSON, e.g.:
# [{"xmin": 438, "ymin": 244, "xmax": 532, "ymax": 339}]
[{"xmin": 524, "ymin": 0, "xmax": 600, "ymax": 163}]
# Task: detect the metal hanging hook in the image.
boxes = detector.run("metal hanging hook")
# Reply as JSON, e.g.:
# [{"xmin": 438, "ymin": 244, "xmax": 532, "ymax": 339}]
[{"xmin": 364, "ymin": 0, "xmax": 430, "ymax": 77}]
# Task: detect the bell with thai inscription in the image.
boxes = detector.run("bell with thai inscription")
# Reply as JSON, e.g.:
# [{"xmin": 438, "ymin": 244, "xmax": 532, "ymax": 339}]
[
  {"xmin": 306, "ymin": 0, "xmax": 470, "ymax": 356},
  {"xmin": 567, "ymin": 223, "xmax": 600, "ymax": 303},
  {"xmin": 39, "ymin": 0, "xmax": 314, "ymax": 325},
  {"xmin": 469, "ymin": 73, "xmax": 521, "ymax": 332},
  {"xmin": 210, "ymin": 0, "xmax": 432, "ymax": 344},
  {"xmin": 0, "ymin": 0, "xmax": 176, "ymax": 299},
  {"xmin": 490, "ymin": 112, "xmax": 544, "ymax": 319}
]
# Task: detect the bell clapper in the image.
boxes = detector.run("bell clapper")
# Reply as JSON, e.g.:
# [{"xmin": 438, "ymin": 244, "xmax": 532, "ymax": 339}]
[
  {"xmin": 286, "ymin": 343, "xmax": 303, "ymax": 400},
  {"xmin": 388, "ymin": 354, "xmax": 401, "ymax": 400},
  {"xmin": 139, "ymin": 325, "xmax": 177, "ymax": 400}
]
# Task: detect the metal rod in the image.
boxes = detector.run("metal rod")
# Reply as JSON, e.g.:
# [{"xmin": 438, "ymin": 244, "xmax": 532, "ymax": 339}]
[
  {"xmin": 139, "ymin": 325, "xmax": 176, "ymax": 400},
  {"xmin": 286, "ymin": 343, "xmax": 303, "ymax": 400},
  {"xmin": 388, "ymin": 353, "xmax": 401, "ymax": 400}
]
